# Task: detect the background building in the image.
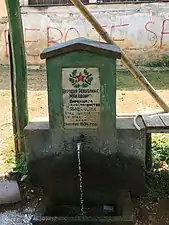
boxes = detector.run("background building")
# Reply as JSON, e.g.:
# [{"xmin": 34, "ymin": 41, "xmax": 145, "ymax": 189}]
[{"xmin": 0, "ymin": 0, "xmax": 169, "ymax": 65}]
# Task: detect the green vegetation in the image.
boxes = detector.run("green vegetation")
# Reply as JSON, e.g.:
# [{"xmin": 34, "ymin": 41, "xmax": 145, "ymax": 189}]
[
  {"xmin": 152, "ymin": 134, "xmax": 169, "ymax": 169},
  {"xmin": 2, "ymin": 135, "xmax": 28, "ymax": 180},
  {"xmin": 117, "ymin": 70, "xmax": 169, "ymax": 91},
  {"xmin": 1, "ymin": 136, "xmax": 15, "ymax": 174},
  {"xmin": 146, "ymin": 134, "xmax": 169, "ymax": 201},
  {"xmin": 11, "ymin": 151, "xmax": 28, "ymax": 179},
  {"xmin": 145, "ymin": 55, "xmax": 169, "ymax": 68}
]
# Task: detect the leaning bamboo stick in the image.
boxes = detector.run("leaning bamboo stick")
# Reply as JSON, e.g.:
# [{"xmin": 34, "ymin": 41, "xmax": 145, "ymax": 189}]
[{"xmin": 70, "ymin": 0, "xmax": 169, "ymax": 112}]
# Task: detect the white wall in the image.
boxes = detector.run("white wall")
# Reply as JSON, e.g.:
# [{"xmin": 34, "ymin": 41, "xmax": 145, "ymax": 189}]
[
  {"xmin": 0, "ymin": 0, "xmax": 7, "ymax": 65},
  {"xmin": 0, "ymin": 0, "xmax": 6, "ymax": 17},
  {"xmin": 0, "ymin": 2, "xmax": 169, "ymax": 64}
]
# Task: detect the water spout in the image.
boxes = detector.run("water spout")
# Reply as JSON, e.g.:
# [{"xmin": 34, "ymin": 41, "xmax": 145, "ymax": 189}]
[
  {"xmin": 77, "ymin": 142, "xmax": 81, "ymax": 152},
  {"xmin": 76, "ymin": 141, "xmax": 85, "ymax": 215}
]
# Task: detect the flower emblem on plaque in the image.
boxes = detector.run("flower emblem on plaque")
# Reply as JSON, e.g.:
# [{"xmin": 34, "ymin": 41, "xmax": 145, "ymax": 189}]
[{"xmin": 68, "ymin": 69, "xmax": 93, "ymax": 88}]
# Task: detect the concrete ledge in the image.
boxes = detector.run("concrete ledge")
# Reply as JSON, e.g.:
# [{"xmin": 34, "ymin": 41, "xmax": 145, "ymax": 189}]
[
  {"xmin": 24, "ymin": 117, "xmax": 146, "ymax": 197},
  {"xmin": 31, "ymin": 190, "xmax": 134, "ymax": 225},
  {"xmin": 25, "ymin": 116, "xmax": 145, "ymax": 130},
  {"xmin": 25, "ymin": 121, "xmax": 49, "ymax": 130},
  {"xmin": 24, "ymin": 117, "xmax": 146, "ymax": 162},
  {"xmin": 32, "ymin": 215, "xmax": 134, "ymax": 225},
  {"xmin": 116, "ymin": 116, "xmax": 144, "ymax": 130}
]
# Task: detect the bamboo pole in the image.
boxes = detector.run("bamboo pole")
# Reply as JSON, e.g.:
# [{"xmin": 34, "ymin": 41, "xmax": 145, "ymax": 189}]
[{"xmin": 70, "ymin": 0, "xmax": 169, "ymax": 112}]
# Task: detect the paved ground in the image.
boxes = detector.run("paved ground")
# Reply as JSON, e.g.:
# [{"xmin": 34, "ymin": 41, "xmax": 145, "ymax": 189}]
[
  {"xmin": 0, "ymin": 198, "xmax": 169, "ymax": 225},
  {"xmin": 0, "ymin": 209, "xmax": 32, "ymax": 225},
  {"xmin": 0, "ymin": 200, "xmax": 37, "ymax": 225}
]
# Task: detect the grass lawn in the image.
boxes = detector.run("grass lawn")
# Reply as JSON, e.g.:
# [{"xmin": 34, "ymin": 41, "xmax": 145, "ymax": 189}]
[{"xmin": 117, "ymin": 70, "xmax": 169, "ymax": 90}]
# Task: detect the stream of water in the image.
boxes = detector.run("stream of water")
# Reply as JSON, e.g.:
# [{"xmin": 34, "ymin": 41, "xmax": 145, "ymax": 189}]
[{"xmin": 76, "ymin": 142, "xmax": 85, "ymax": 215}]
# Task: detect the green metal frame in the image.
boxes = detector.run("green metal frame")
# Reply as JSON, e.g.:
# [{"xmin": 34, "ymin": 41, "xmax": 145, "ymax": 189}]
[{"xmin": 5, "ymin": 0, "xmax": 28, "ymax": 154}]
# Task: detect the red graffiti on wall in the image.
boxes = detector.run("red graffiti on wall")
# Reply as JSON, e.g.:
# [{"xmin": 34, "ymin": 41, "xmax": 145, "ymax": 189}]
[
  {"xmin": 47, "ymin": 27, "xmax": 63, "ymax": 46},
  {"xmin": 144, "ymin": 21, "xmax": 158, "ymax": 48},
  {"xmin": 64, "ymin": 27, "xmax": 80, "ymax": 41},
  {"xmin": 25, "ymin": 28, "xmax": 40, "ymax": 43},
  {"xmin": 47, "ymin": 27, "xmax": 80, "ymax": 46},
  {"xmin": 3, "ymin": 19, "xmax": 169, "ymax": 58},
  {"xmin": 160, "ymin": 19, "xmax": 169, "ymax": 48},
  {"xmin": 25, "ymin": 28, "xmax": 41, "ymax": 56},
  {"xmin": 110, "ymin": 23, "xmax": 130, "ymax": 41}
]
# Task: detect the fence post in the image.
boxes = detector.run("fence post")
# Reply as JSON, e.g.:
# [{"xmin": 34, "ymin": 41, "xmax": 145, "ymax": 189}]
[{"xmin": 5, "ymin": 0, "xmax": 28, "ymax": 154}]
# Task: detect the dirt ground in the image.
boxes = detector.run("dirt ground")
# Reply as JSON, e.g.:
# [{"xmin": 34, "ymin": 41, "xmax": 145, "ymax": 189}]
[{"xmin": 0, "ymin": 65, "xmax": 169, "ymax": 224}]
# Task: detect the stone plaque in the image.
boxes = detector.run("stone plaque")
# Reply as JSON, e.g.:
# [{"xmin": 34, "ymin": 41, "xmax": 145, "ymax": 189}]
[{"xmin": 62, "ymin": 68, "xmax": 100, "ymax": 129}]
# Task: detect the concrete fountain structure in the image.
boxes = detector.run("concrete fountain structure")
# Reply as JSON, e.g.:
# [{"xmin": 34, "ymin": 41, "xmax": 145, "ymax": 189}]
[{"xmin": 24, "ymin": 38, "xmax": 146, "ymax": 225}]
